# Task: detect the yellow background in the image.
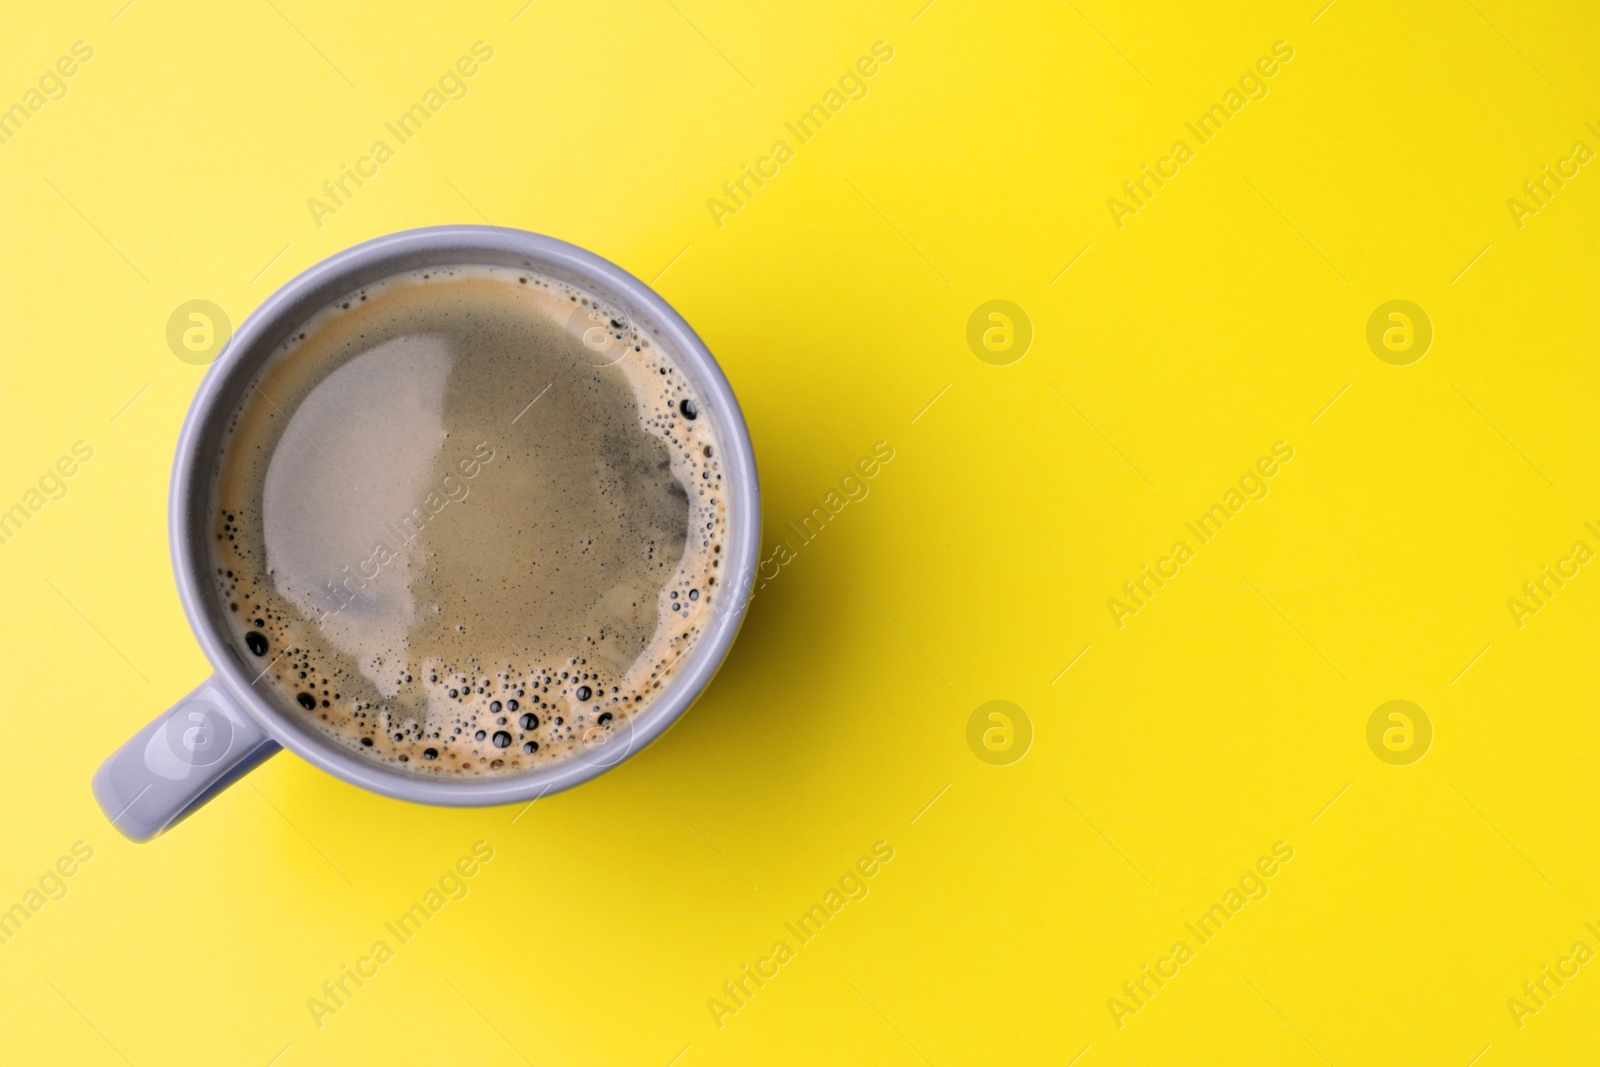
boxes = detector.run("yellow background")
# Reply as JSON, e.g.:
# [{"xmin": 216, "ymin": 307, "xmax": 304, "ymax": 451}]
[{"xmin": 2, "ymin": 0, "xmax": 1598, "ymax": 1063}]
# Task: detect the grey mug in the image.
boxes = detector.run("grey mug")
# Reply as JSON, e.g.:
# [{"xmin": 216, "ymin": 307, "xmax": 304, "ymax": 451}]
[{"xmin": 93, "ymin": 226, "xmax": 760, "ymax": 842}]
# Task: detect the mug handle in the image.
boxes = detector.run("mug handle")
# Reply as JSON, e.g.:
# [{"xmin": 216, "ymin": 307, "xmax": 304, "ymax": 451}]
[{"xmin": 93, "ymin": 678, "xmax": 282, "ymax": 842}]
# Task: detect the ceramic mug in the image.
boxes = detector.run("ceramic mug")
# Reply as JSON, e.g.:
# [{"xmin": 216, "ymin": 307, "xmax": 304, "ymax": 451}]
[{"xmin": 93, "ymin": 226, "xmax": 760, "ymax": 842}]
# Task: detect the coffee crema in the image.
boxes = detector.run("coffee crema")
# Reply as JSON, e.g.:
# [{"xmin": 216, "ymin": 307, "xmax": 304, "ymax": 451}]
[{"xmin": 208, "ymin": 265, "xmax": 727, "ymax": 776}]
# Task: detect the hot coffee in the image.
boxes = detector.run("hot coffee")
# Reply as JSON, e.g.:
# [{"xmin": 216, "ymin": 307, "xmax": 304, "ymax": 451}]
[{"xmin": 207, "ymin": 265, "xmax": 727, "ymax": 776}]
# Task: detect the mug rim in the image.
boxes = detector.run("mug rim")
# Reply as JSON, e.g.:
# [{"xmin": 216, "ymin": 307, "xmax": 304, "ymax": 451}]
[{"xmin": 170, "ymin": 226, "xmax": 760, "ymax": 807}]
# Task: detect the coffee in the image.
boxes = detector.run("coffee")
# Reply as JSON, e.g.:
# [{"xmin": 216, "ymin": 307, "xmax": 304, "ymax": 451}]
[{"xmin": 208, "ymin": 265, "xmax": 728, "ymax": 776}]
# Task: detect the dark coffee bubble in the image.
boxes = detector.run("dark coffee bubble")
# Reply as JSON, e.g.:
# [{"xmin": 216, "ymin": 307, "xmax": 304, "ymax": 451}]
[
  {"xmin": 245, "ymin": 631, "xmax": 269, "ymax": 656},
  {"xmin": 296, "ymin": 692, "xmax": 316, "ymax": 710}
]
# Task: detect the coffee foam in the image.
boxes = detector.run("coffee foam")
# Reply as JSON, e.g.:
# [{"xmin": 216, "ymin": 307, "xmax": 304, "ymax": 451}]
[{"xmin": 209, "ymin": 264, "xmax": 728, "ymax": 775}]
